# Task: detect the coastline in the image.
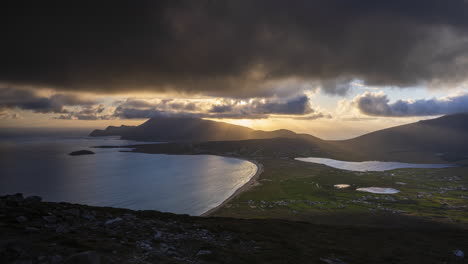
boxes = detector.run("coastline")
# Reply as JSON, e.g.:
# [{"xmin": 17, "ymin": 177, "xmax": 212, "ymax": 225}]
[{"xmin": 201, "ymin": 159, "xmax": 263, "ymax": 217}]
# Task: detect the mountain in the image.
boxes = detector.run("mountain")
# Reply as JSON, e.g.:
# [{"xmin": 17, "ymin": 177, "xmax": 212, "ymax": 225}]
[
  {"xmin": 333, "ymin": 113, "xmax": 468, "ymax": 162},
  {"xmin": 90, "ymin": 116, "xmax": 306, "ymax": 142},
  {"xmin": 89, "ymin": 125, "xmax": 136, "ymax": 137},
  {"xmin": 90, "ymin": 113, "xmax": 468, "ymax": 162}
]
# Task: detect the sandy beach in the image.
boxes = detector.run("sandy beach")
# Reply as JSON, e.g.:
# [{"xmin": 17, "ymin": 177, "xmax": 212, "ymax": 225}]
[{"xmin": 201, "ymin": 160, "xmax": 263, "ymax": 217}]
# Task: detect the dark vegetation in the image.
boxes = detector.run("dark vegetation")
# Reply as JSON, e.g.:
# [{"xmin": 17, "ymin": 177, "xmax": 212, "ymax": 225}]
[{"xmin": 1, "ymin": 194, "xmax": 466, "ymax": 264}]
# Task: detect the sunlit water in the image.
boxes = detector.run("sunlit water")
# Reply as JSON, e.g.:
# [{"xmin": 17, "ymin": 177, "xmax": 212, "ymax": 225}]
[
  {"xmin": 295, "ymin": 157, "xmax": 454, "ymax": 172},
  {"xmin": 0, "ymin": 136, "xmax": 257, "ymax": 215}
]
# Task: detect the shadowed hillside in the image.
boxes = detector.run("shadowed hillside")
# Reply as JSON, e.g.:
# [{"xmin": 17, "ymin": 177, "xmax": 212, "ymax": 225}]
[
  {"xmin": 121, "ymin": 137, "xmax": 327, "ymax": 158},
  {"xmin": 333, "ymin": 113, "xmax": 468, "ymax": 162},
  {"xmin": 90, "ymin": 116, "xmax": 303, "ymax": 142},
  {"xmin": 2, "ymin": 193, "xmax": 466, "ymax": 264},
  {"xmin": 91, "ymin": 113, "xmax": 468, "ymax": 163}
]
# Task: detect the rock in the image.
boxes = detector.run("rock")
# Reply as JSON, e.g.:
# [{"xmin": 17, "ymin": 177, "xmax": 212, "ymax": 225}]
[
  {"xmin": 166, "ymin": 249, "xmax": 179, "ymax": 257},
  {"xmin": 64, "ymin": 251, "xmax": 100, "ymax": 264},
  {"xmin": 25, "ymin": 227, "xmax": 40, "ymax": 233},
  {"xmin": 63, "ymin": 208, "xmax": 80, "ymax": 217},
  {"xmin": 454, "ymin": 249, "xmax": 464, "ymax": 258},
  {"xmin": 43, "ymin": 215, "xmax": 58, "ymax": 224},
  {"xmin": 122, "ymin": 213, "xmax": 136, "ymax": 220},
  {"xmin": 153, "ymin": 230, "xmax": 163, "ymax": 240},
  {"xmin": 50, "ymin": 255, "xmax": 63, "ymax": 264},
  {"xmin": 55, "ymin": 225, "xmax": 69, "ymax": 233},
  {"xmin": 24, "ymin": 196, "xmax": 42, "ymax": 203},
  {"xmin": 158, "ymin": 243, "xmax": 169, "ymax": 253},
  {"xmin": 12, "ymin": 259, "xmax": 33, "ymax": 264},
  {"xmin": 196, "ymin": 249, "xmax": 213, "ymax": 256},
  {"xmin": 136, "ymin": 241, "xmax": 153, "ymax": 251},
  {"xmin": 69, "ymin": 150, "xmax": 95, "ymax": 156},
  {"xmin": 7, "ymin": 193, "xmax": 24, "ymax": 202},
  {"xmin": 320, "ymin": 258, "xmax": 347, "ymax": 264},
  {"xmin": 82, "ymin": 212, "xmax": 95, "ymax": 220},
  {"xmin": 105, "ymin": 217, "xmax": 123, "ymax": 225},
  {"xmin": 16, "ymin": 216, "xmax": 28, "ymax": 223}
]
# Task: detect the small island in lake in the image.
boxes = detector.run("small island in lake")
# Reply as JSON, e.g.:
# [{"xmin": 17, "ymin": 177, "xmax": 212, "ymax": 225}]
[{"xmin": 69, "ymin": 150, "xmax": 95, "ymax": 156}]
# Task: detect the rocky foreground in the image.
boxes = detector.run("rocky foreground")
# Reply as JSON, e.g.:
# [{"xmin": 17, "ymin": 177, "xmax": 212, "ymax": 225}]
[{"xmin": 1, "ymin": 194, "xmax": 466, "ymax": 264}]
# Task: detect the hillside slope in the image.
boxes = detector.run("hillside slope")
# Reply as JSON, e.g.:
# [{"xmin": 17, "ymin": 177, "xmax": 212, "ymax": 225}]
[
  {"xmin": 2, "ymin": 193, "xmax": 466, "ymax": 264},
  {"xmin": 334, "ymin": 113, "xmax": 468, "ymax": 162},
  {"xmin": 90, "ymin": 113, "xmax": 468, "ymax": 162},
  {"xmin": 90, "ymin": 117, "xmax": 304, "ymax": 142}
]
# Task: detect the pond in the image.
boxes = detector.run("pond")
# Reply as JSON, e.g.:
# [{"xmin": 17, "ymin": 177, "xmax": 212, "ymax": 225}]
[{"xmin": 295, "ymin": 157, "xmax": 454, "ymax": 172}]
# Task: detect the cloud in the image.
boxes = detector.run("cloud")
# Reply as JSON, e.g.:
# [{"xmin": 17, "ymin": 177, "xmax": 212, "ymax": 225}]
[
  {"xmin": 291, "ymin": 113, "xmax": 332, "ymax": 120},
  {"xmin": 0, "ymin": 87, "xmax": 96, "ymax": 114},
  {"xmin": 55, "ymin": 105, "xmax": 110, "ymax": 120},
  {"xmin": 354, "ymin": 91, "xmax": 468, "ymax": 116},
  {"xmin": 208, "ymin": 96, "xmax": 313, "ymax": 115},
  {"xmin": 113, "ymin": 95, "xmax": 327, "ymax": 120},
  {"xmin": 0, "ymin": 110, "xmax": 22, "ymax": 120},
  {"xmin": 0, "ymin": 87, "xmax": 330, "ymax": 120},
  {"xmin": 1, "ymin": 1, "xmax": 468, "ymax": 97}
]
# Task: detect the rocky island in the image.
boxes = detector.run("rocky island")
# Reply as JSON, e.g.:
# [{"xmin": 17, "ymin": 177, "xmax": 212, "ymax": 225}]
[{"xmin": 69, "ymin": 150, "xmax": 95, "ymax": 156}]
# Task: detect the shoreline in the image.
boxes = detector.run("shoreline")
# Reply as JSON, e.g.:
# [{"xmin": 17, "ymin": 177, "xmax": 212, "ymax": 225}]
[{"xmin": 201, "ymin": 159, "xmax": 263, "ymax": 217}]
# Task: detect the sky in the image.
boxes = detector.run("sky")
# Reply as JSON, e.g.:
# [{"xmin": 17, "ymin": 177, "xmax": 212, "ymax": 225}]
[{"xmin": 1, "ymin": 0, "xmax": 468, "ymax": 139}]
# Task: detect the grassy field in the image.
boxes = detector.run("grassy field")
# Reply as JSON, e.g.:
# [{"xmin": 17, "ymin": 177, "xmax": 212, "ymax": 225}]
[{"xmin": 212, "ymin": 158, "xmax": 468, "ymax": 227}]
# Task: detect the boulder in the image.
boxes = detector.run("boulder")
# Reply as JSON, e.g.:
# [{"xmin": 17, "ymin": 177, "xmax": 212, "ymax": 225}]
[
  {"xmin": 7, "ymin": 193, "xmax": 24, "ymax": 202},
  {"xmin": 105, "ymin": 217, "xmax": 123, "ymax": 225},
  {"xmin": 16, "ymin": 216, "xmax": 28, "ymax": 223},
  {"xmin": 43, "ymin": 215, "xmax": 58, "ymax": 224},
  {"xmin": 55, "ymin": 225, "xmax": 69, "ymax": 233},
  {"xmin": 64, "ymin": 251, "xmax": 100, "ymax": 264},
  {"xmin": 25, "ymin": 227, "xmax": 40, "ymax": 233},
  {"xmin": 63, "ymin": 208, "xmax": 80, "ymax": 217},
  {"xmin": 24, "ymin": 196, "xmax": 42, "ymax": 203},
  {"xmin": 454, "ymin": 249, "xmax": 464, "ymax": 258},
  {"xmin": 196, "ymin": 249, "xmax": 213, "ymax": 256},
  {"xmin": 320, "ymin": 258, "xmax": 347, "ymax": 264}
]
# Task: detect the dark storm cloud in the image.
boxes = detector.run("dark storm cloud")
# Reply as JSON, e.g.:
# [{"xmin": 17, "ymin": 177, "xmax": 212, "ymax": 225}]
[
  {"xmin": 254, "ymin": 96, "xmax": 312, "ymax": 115},
  {"xmin": 208, "ymin": 96, "xmax": 313, "ymax": 115},
  {"xmin": 354, "ymin": 92, "xmax": 468, "ymax": 116},
  {"xmin": 112, "ymin": 108, "xmax": 269, "ymax": 120},
  {"xmin": 1, "ymin": 0, "xmax": 468, "ymax": 97},
  {"xmin": 118, "ymin": 98, "xmax": 204, "ymax": 112},
  {"xmin": 0, "ymin": 87, "xmax": 96, "ymax": 113}
]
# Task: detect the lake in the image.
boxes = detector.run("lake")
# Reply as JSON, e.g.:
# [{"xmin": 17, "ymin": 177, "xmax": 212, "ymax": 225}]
[
  {"xmin": 295, "ymin": 157, "xmax": 454, "ymax": 172},
  {"xmin": 0, "ymin": 136, "xmax": 257, "ymax": 215}
]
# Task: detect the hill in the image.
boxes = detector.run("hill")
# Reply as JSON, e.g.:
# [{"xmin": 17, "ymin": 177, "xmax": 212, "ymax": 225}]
[
  {"xmin": 91, "ymin": 113, "xmax": 468, "ymax": 162},
  {"xmin": 333, "ymin": 113, "xmax": 468, "ymax": 162},
  {"xmin": 90, "ymin": 116, "xmax": 304, "ymax": 142},
  {"xmin": 2, "ymin": 193, "xmax": 466, "ymax": 264}
]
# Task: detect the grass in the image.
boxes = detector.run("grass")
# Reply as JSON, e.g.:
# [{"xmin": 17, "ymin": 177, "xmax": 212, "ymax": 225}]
[{"xmin": 212, "ymin": 158, "xmax": 468, "ymax": 227}]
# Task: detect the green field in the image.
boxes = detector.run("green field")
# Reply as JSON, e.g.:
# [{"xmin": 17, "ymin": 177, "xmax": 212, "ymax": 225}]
[{"xmin": 212, "ymin": 158, "xmax": 468, "ymax": 227}]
